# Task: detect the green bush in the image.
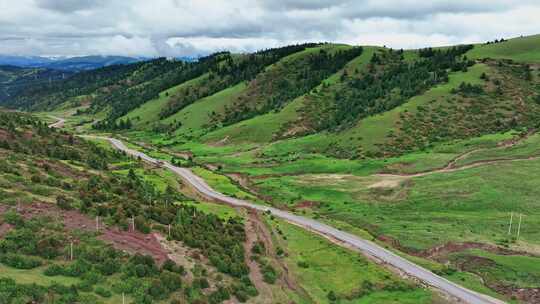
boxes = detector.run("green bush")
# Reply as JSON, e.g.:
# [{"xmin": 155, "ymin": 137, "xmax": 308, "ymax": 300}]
[
  {"xmin": 44, "ymin": 264, "xmax": 65, "ymax": 276},
  {"xmin": 3, "ymin": 210, "xmax": 24, "ymax": 226},
  {"xmin": 0, "ymin": 253, "xmax": 42, "ymax": 269},
  {"xmin": 327, "ymin": 290, "xmax": 337, "ymax": 302},
  {"xmin": 297, "ymin": 261, "xmax": 309, "ymax": 268},
  {"xmin": 94, "ymin": 286, "xmax": 112, "ymax": 298},
  {"xmin": 261, "ymin": 264, "xmax": 277, "ymax": 284}
]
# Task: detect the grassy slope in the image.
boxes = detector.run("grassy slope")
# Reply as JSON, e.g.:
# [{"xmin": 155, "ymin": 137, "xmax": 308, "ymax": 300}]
[
  {"xmin": 200, "ymin": 88, "xmax": 304, "ymax": 143},
  {"xmin": 467, "ymin": 34, "xmax": 540, "ymax": 63},
  {"xmin": 200, "ymin": 44, "xmax": 361, "ymax": 144},
  {"xmin": 264, "ymin": 63, "xmax": 489, "ymax": 156},
  {"xmin": 120, "ymin": 74, "xmax": 208, "ymax": 128},
  {"xmin": 454, "ymin": 133, "xmax": 540, "ymax": 167},
  {"xmin": 164, "ymin": 82, "xmax": 247, "ymax": 138},
  {"xmin": 274, "ymin": 219, "xmax": 433, "ymax": 304}
]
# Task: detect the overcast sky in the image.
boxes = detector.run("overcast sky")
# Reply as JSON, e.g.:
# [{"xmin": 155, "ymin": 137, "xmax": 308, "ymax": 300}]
[{"xmin": 0, "ymin": 0, "xmax": 539, "ymax": 57}]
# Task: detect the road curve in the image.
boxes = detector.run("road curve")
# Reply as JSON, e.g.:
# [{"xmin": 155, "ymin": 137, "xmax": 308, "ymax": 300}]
[
  {"xmin": 48, "ymin": 116, "xmax": 66, "ymax": 128},
  {"xmin": 86, "ymin": 135, "xmax": 505, "ymax": 304}
]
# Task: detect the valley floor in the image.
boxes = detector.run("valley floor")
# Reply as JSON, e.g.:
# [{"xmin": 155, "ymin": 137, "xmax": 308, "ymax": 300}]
[{"xmin": 103, "ymin": 123, "xmax": 540, "ymax": 304}]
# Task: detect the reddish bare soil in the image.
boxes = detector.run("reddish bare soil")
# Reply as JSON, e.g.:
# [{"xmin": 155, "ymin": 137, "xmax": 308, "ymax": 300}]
[
  {"xmin": 0, "ymin": 129, "xmax": 11, "ymax": 141},
  {"xmin": 492, "ymin": 284, "xmax": 540, "ymax": 304},
  {"xmin": 0, "ymin": 223, "xmax": 13, "ymax": 238},
  {"xmin": 244, "ymin": 210, "xmax": 312, "ymax": 302},
  {"xmin": 375, "ymin": 235, "xmax": 540, "ymax": 303},
  {"xmin": 420, "ymin": 241, "xmax": 533, "ymax": 260},
  {"xmin": 455, "ymin": 255, "xmax": 540, "ymax": 303},
  {"xmin": 243, "ymin": 210, "xmax": 274, "ymax": 302},
  {"xmin": 294, "ymin": 200, "xmax": 319, "ymax": 209},
  {"xmin": 0, "ymin": 202, "xmax": 169, "ymax": 264}
]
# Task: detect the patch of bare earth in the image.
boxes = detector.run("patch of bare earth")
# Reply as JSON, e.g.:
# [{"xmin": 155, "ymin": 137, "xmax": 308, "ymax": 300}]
[
  {"xmin": 419, "ymin": 242, "xmax": 534, "ymax": 261},
  {"xmin": 456, "ymin": 255, "xmax": 540, "ymax": 304},
  {"xmin": 244, "ymin": 210, "xmax": 274, "ymax": 303},
  {"xmin": 0, "ymin": 222, "xmax": 13, "ymax": 237},
  {"xmin": 375, "ymin": 236, "xmax": 540, "ymax": 303},
  {"xmin": 1, "ymin": 202, "xmax": 169, "ymax": 264},
  {"xmin": 367, "ymin": 176, "xmax": 406, "ymax": 189},
  {"xmin": 293, "ymin": 200, "xmax": 319, "ymax": 209},
  {"xmin": 244, "ymin": 210, "xmax": 310, "ymax": 303},
  {"xmin": 0, "ymin": 129, "xmax": 11, "ymax": 141}
]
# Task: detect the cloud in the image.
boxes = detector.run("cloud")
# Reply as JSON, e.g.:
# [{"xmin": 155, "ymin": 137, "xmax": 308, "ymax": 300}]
[
  {"xmin": 0, "ymin": 0, "xmax": 538, "ymax": 56},
  {"xmin": 35, "ymin": 0, "xmax": 106, "ymax": 13}
]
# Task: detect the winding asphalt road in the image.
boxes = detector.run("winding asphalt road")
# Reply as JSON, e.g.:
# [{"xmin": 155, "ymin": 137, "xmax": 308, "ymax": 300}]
[{"xmin": 82, "ymin": 135, "xmax": 505, "ymax": 304}]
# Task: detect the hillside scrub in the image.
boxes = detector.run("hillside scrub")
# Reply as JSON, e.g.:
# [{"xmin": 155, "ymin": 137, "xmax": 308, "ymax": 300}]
[
  {"xmin": 216, "ymin": 46, "xmax": 363, "ymax": 126},
  {"xmin": 296, "ymin": 45, "xmax": 474, "ymax": 133},
  {"xmin": 158, "ymin": 43, "xmax": 320, "ymax": 120}
]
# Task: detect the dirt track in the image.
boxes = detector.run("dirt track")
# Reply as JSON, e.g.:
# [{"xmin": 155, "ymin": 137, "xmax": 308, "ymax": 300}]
[{"xmin": 377, "ymin": 131, "xmax": 539, "ymax": 179}]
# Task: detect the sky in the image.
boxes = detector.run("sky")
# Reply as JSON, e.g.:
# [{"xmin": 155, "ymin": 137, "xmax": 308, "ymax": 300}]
[{"xmin": 0, "ymin": 0, "xmax": 539, "ymax": 57}]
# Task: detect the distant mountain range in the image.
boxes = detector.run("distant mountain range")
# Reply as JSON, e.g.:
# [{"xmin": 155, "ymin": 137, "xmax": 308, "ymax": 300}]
[{"xmin": 0, "ymin": 55, "xmax": 145, "ymax": 71}]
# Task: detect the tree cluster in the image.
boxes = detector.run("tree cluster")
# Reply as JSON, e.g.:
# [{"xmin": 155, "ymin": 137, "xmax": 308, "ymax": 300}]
[
  {"xmin": 158, "ymin": 43, "xmax": 320, "ymax": 120},
  {"xmin": 218, "ymin": 47, "xmax": 364, "ymax": 126}
]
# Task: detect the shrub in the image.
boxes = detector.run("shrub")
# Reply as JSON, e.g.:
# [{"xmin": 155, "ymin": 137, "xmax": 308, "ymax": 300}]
[
  {"xmin": 0, "ymin": 253, "xmax": 42, "ymax": 269},
  {"xmin": 262, "ymin": 264, "xmax": 277, "ymax": 284},
  {"xmin": 3, "ymin": 210, "xmax": 24, "ymax": 226},
  {"xmin": 297, "ymin": 261, "xmax": 309, "ymax": 268},
  {"xmin": 94, "ymin": 286, "xmax": 112, "ymax": 298},
  {"xmin": 251, "ymin": 242, "xmax": 265, "ymax": 255},
  {"xmin": 327, "ymin": 290, "xmax": 337, "ymax": 302},
  {"xmin": 193, "ymin": 278, "xmax": 210, "ymax": 290},
  {"xmin": 44, "ymin": 264, "xmax": 65, "ymax": 276},
  {"xmin": 63, "ymin": 259, "xmax": 92, "ymax": 277},
  {"xmin": 161, "ymin": 259, "xmax": 184, "ymax": 274},
  {"xmin": 159, "ymin": 271, "xmax": 182, "ymax": 292},
  {"xmin": 56, "ymin": 195, "xmax": 73, "ymax": 210}
]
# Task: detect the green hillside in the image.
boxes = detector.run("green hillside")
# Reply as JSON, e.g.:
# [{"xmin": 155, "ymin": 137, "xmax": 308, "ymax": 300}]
[
  {"xmin": 467, "ymin": 34, "xmax": 540, "ymax": 63},
  {"xmin": 121, "ymin": 73, "xmax": 208, "ymax": 128}
]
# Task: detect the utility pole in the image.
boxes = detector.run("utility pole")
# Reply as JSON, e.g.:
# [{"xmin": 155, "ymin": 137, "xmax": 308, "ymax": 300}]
[
  {"xmin": 131, "ymin": 216, "xmax": 135, "ymax": 232},
  {"xmin": 508, "ymin": 212, "xmax": 513, "ymax": 235},
  {"xmin": 517, "ymin": 214, "xmax": 523, "ymax": 240},
  {"xmin": 70, "ymin": 241, "xmax": 73, "ymax": 261},
  {"xmin": 168, "ymin": 224, "xmax": 171, "ymax": 237},
  {"xmin": 96, "ymin": 216, "xmax": 99, "ymax": 231}
]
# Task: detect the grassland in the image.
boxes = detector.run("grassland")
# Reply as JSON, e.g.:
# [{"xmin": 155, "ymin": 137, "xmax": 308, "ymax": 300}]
[
  {"xmin": 271, "ymin": 218, "xmax": 434, "ymax": 304},
  {"xmin": 453, "ymin": 133, "xmax": 540, "ymax": 167},
  {"xmin": 201, "ymin": 46, "xmax": 379, "ymax": 144},
  {"xmin": 0, "ymin": 264, "xmax": 133, "ymax": 304},
  {"xmin": 451, "ymin": 249, "xmax": 540, "ymax": 289},
  {"xmin": 188, "ymin": 62, "xmax": 490, "ymax": 176},
  {"xmin": 201, "ymin": 91, "xmax": 304, "ymax": 143},
  {"xmin": 254, "ymin": 155, "xmax": 540, "ymax": 251},
  {"xmin": 467, "ymin": 34, "xmax": 540, "ymax": 63},
  {"xmin": 121, "ymin": 74, "xmax": 208, "ymax": 128},
  {"xmin": 181, "ymin": 200, "xmax": 238, "ymax": 220},
  {"xmin": 164, "ymin": 82, "xmax": 247, "ymax": 138},
  {"xmin": 291, "ymin": 62, "xmax": 489, "ymax": 154},
  {"xmin": 191, "ymin": 166, "xmax": 260, "ymax": 202}
]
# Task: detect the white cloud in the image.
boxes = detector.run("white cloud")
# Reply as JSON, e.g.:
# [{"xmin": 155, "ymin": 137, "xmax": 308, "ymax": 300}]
[{"xmin": 0, "ymin": 0, "xmax": 537, "ymax": 56}]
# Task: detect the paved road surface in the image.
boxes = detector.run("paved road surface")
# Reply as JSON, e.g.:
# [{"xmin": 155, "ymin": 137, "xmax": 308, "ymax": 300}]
[{"xmin": 86, "ymin": 135, "xmax": 505, "ymax": 304}]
